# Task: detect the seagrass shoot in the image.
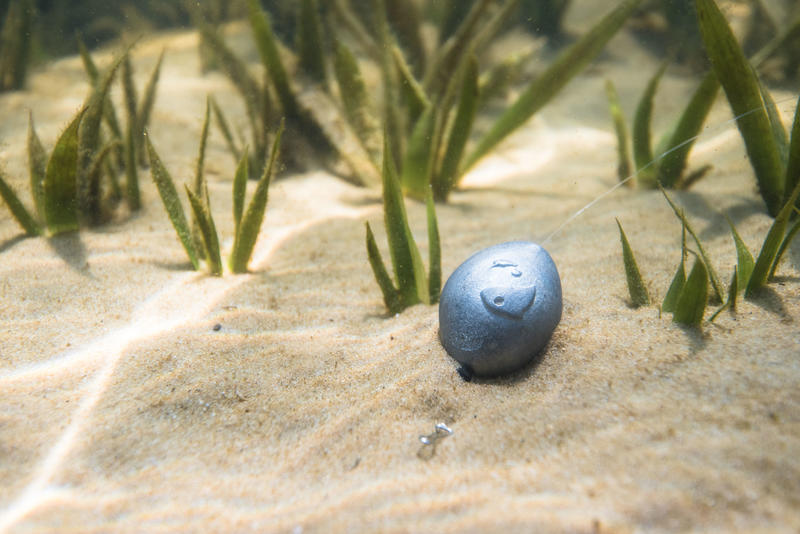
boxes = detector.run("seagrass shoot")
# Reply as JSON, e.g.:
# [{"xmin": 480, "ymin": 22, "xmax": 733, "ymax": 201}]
[
  {"xmin": 0, "ymin": 47, "xmax": 150, "ymax": 236},
  {"xmin": 147, "ymin": 102, "xmax": 284, "ymax": 276}
]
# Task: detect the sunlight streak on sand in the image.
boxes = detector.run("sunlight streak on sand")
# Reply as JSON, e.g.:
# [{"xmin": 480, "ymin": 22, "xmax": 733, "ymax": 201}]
[{"xmin": 0, "ymin": 203, "xmax": 372, "ymax": 532}]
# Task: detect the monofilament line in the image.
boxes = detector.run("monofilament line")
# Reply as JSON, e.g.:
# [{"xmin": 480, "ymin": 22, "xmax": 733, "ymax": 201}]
[{"xmin": 541, "ymin": 96, "xmax": 798, "ymax": 247}]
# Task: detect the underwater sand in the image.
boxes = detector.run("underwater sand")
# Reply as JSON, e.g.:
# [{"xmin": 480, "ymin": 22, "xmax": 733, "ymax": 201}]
[{"xmin": 1, "ymin": 13, "xmax": 800, "ymax": 534}]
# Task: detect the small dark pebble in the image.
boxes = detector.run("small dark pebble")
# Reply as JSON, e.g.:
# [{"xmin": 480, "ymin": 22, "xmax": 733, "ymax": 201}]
[
  {"xmin": 212, "ymin": 323, "xmax": 222, "ymax": 331},
  {"xmin": 457, "ymin": 366, "xmax": 473, "ymax": 382}
]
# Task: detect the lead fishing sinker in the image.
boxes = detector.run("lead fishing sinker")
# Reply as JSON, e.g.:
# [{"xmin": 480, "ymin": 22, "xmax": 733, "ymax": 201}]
[{"xmin": 438, "ymin": 241, "xmax": 562, "ymax": 377}]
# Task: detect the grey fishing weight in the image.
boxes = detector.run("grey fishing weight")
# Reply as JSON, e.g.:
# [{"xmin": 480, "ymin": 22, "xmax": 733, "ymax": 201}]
[{"xmin": 438, "ymin": 241, "xmax": 562, "ymax": 378}]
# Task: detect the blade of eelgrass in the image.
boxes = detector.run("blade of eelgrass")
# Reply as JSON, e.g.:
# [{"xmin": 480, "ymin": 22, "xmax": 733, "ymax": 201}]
[
  {"xmin": 365, "ymin": 221, "xmax": 403, "ymax": 314},
  {"xmin": 725, "ymin": 215, "xmax": 754, "ymax": 290},
  {"xmin": 209, "ymin": 95, "xmax": 242, "ymax": 164},
  {"xmin": 435, "ymin": 56, "xmax": 479, "ymax": 201},
  {"xmin": 27, "ymin": 111, "xmax": 46, "ymax": 220},
  {"xmin": 659, "ymin": 186, "xmax": 724, "ymax": 302},
  {"xmin": 463, "ymin": 0, "xmax": 642, "ymax": 172},
  {"xmin": 785, "ymin": 96, "xmax": 800, "ymax": 206},
  {"xmin": 190, "ymin": 99, "xmax": 212, "ymax": 259},
  {"xmin": 77, "ymin": 35, "xmax": 99, "ymax": 84},
  {"xmin": 655, "ymin": 71, "xmax": 720, "ymax": 188},
  {"xmin": 146, "ymin": 135, "xmax": 199, "ymax": 270},
  {"xmin": 0, "ymin": 169, "xmax": 41, "ymax": 236},
  {"xmin": 746, "ymin": 178, "xmax": 800, "ymax": 296},
  {"xmin": 758, "ymin": 76, "xmax": 788, "ymax": 165},
  {"xmin": 78, "ymin": 38, "xmax": 124, "ymax": 167},
  {"xmin": 662, "ymin": 219, "xmax": 687, "ymax": 313},
  {"xmin": 43, "ymin": 108, "xmax": 84, "ymax": 235},
  {"xmin": 768, "ymin": 213, "xmax": 800, "ymax": 281},
  {"xmin": 232, "ymin": 147, "xmax": 249, "ymax": 237},
  {"xmin": 121, "ymin": 55, "xmax": 138, "ymax": 126},
  {"xmin": 199, "ymin": 24, "xmax": 265, "ymax": 130},
  {"xmin": 332, "ymin": 40, "xmax": 380, "ymax": 161},
  {"xmin": 247, "ymin": 0, "xmax": 298, "ymax": 118},
  {"xmin": 477, "ymin": 50, "xmax": 530, "ymax": 112},
  {"xmin": 392, "ymin": 44, "xmax": 429, "ymax": 124},
  {"xmin": 85, "ymin": 140, "xmax": 120, "ymax": 221},
  {"xmin": 385, "ymin": 0, "xmax": 426, "ymax": 76},
  {"xmin": 727, "ymin": 267, "xmax": 738, "ymax": 312},
  {"xmin": 472, "ymin": 0, "xmax": 521, "ymax": 54},
  {"xmin": 616, "ymin": 218, "xmax": 650, "ymax": 307},
  {"xmin": 185, "ymin": 185, "xmax": 222, "ymax": 276},
  {"xmin": 0, "ymin": 0, "xmax": 33, "ymax": 91},
  {"xmin": 295, "ymin": 85, "xmax": 380, "ymax": 186},
  {"xmin": 400, "ymin": 106, "xmax": 436, "ymax": 199},
  {"xmin": 78, "ymin": 49, "xmax": 126, "ymax": 217},
  {"xmin": 426, "ymin": 188, "xmax": 441, "ymax": 304},
  {"xmin": 604, "ymin": 79, "xmax": 632, "ymax": 182},
  {"xmin": 423, "ymin": 0, "xmax": 492, "ymax": 100},
  {"xmin": 136, "ymin": 48, "xmax": 165, "ymax": 164},
  {"xmin": 672, "ymin": 255, "xmax": 708, "ymax": 327},
  {"xmin": 121, "ymin": 54, "xmax": 141, "ymax": 212},
  {"xmin": 662, "ymin": 262, "xmax": 686, "ymax": 314},
  {"xmin": 330, "ymin": 0, "xmax": 377, "ymax": 58},
  {"xmin": 229, "ymin": 122, "xmax": 283, "ymax": 274},
  {"xmin": 707, "ymin": 267, "xmax": 738, "ymax": 321},
  {"xmin": 297, "ymin": 0, "xmax": 327, "ymax": 86},
  {"xmin": 124, "ymin": 120, "xmax": 139, "ymax": 211},
  {"xmin": 381, "ymin": 133, "xmax": 428, "ymax": 307},
  {"xmin": 372, "ymin": 0, "xmax": 404, "ymax": 168},
  {"xmin": 694, "ymin": 0, "xmax": 785, "ymax": 216},
  {"xmin": 632, "ymin": 64, "xmax": 666, "ymax": 188},
  {"xmin": 194, "ymin": 99, "xmax": 211, "ymax": 196}
]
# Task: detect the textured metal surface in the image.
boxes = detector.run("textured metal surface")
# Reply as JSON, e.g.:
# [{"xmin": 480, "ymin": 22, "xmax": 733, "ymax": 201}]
[{"xmin": 438, "ymin": 241, "xmax": 562, "ymax": 377}]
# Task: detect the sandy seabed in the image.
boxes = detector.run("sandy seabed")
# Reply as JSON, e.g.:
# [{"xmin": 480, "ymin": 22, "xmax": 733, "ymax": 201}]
[{"xmin": 1, "ymin": 8, "xmax": 799, "ymax": 534}]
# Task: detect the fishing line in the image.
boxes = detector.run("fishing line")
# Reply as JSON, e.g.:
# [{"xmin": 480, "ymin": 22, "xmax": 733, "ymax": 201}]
[{"xmin": 540, "ymin": 94, "xmax": 798, "ymax": 247}]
